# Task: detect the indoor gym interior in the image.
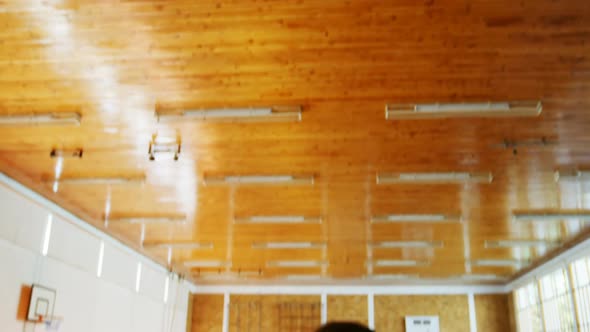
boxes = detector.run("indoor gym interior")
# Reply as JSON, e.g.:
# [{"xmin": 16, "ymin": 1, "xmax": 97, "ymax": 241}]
[{"xmin": 0, "ymin": 1, "xmax": 590, "ymax": 332}]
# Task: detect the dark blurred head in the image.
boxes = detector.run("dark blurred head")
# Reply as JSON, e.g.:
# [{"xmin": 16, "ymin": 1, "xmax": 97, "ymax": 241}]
[{"xmin": 316, "ymin": 322, "xmax": 374, "ymax": 332}]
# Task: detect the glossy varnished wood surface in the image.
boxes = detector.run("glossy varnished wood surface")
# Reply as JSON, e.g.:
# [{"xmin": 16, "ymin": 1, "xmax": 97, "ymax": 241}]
[{"xmin": 0, "ymin": 0, "xmax": 589, "ymax": 282}]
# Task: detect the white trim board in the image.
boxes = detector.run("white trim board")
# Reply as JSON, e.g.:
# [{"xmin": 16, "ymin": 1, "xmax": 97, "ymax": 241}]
[{"xmin": 192, "ymin": 284, "xmax": 507, "ymax": 295}]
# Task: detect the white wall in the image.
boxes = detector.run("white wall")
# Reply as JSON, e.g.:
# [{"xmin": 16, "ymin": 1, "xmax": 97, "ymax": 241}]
[{"xmin": 0, "ymin": 173, "xmax": 191, "ymax": 332}]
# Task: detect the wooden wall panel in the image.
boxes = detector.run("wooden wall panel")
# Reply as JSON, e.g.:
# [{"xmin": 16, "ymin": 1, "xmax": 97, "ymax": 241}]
[
  {"xmin": 327, "ymin": 295, "xmax": 368, "ymax": 326},
  {"xmin": 191, "ymin": 294, "xmax": 225, "ymax": 332},
  {"xmin": 230, "ymin": 295, "xmax": 322, "ymax": 332},
  {"xmin": 374, "ymin": 295, "xmax": 470, "ymax": 332},
  {"xmin": 475, "ymin": 294, "xmax": 512, "ymax": 332}
]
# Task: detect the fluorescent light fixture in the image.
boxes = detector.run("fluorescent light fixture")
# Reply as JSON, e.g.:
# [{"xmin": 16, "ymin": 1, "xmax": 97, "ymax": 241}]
[
  {"xmin": 377, "ymin": 172, "xmax": 493, "ymax": 184},
  {"xmin": 513, "ymin": 211, "xmax": 590, "ymax": 222},
  {"xmin": 371, "ymin": 241, "xmax": 443, "ymax": 249},
  {"xmin": 484, "ymin": 240, "xmax": 560, "ymax": 248},
  {"xmin": 555, "ymin": 169, "xmax": 590, "ymax": 182},
  {"xmin": 183, "ymin": 260, "xmax": 231, "ymax": 268},
  {"xmin": 97, "ymin": 241, "xmax": 105, "ymax": 278},
  {"xmin": 371, "ymin": 214, "xmax": 462, "ymax": 223},
  {"xmin": 143, "ymin": 241, "xmax": 213, "ymax": 250},
  {"xmin": 267, "ymin": 260, "xmax": 328, "ymax": 268},
  {"xmin": 107, "ymin": 216, "xmax": 187, "ymax": 224},
  {"xmin": 45, "ymin": 175, "xmax": 146, "ymax": 185},
  {"xmin": 372, "ymin": 260, "xmax": 430, "ymax": 267},
  {"xmin": 281, "ymin": 274, "xmax": 326, "ymax": 281},
  {"xmin": 366, "ymin": 274, "xmax": 419, "ymax": 280},
  {"xmin": 203, "ymin": 174, "xmax": 314, "ymax": 185},
  {"xmin": 456, "ymin": 274, "xmax": 509, "ymax": 281},
  {"xmin": 50, "ymin": 148, "xmax": 83, "ymax": 158},
  {"xmin": 385, "ymin": 101, "xmax": 542, "ymax": 119},
  {"xmin": 135, "ymin": 263, "xmax": 142, "ymax": 293},
  {"xmin": 0, "ymin": 112, "xmax": 81, "ymax": 126},
  {"xmin": 252, "ymin": 242, "xmax": 325, "ymax": 249},
  {"xmin": 235, "ymin": 215, "xmax": 322, "ymax": 224},
  {"xmin": 41, "ymin": 214, "xmax": 53, "ymax": 256},
  {"xmin": 163, "ymin": 276, "xmax": 169, "ymax": 303},
  {"xmin": 471, "ymin": 259, "xmax": 526, "ymax": 268},
  {"xmin": 156, "ymin": 105, "xmax": 302, "ymax": 123},
  {"xmin": 193, "ymin": 271, "xmax": 262, "ymax": 278}
]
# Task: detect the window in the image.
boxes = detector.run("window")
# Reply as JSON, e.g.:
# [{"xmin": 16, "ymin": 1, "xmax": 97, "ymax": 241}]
[
  {"xmin": 539, "ymin": 269, "xmax": 576, "ymax": 332},
  {"xmin": 516, "ymin": 282, "xmax": 544, "ymax": 332},
  {"xmin": 515, "ymin": 252, "xmax": 590, "ymax": 332},
  {"xmin": 571, "ymin": 257, "xmax": 590, "ymax": 331}
]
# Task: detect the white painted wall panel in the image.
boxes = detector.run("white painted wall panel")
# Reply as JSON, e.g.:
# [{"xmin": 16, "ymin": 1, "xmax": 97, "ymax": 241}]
[
  {"xmin": 94, "ymin": 281, "xmax": 134, "ymax": 332},
  {"xmin": 140, "ymin": 262, "xmax": 166, "ymax": 302},
  {"xmin": 0, "ymin": 185, "xmax": 47, "ymax": 252},
  {"xmin": 101, "ymin": 242, "xmax": 137, "ymax": 290},
  {"xmin": 133, "ymin": 295, "xmax": 164, "ymax": 332},
  {"xmin": 47, "ymin": 216, "xmax": 100, "ymax": 273}
]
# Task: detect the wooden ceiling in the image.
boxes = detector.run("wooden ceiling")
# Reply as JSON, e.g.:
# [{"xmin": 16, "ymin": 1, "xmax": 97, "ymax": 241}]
[{"xmin": 1, "ymin": 0, "xmax": 590, "ymax": 284}]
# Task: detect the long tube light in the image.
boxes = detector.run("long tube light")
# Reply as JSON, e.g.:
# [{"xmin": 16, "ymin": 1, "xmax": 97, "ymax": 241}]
[
  {"xmin": 107, "ymin": 216, "xmax": 187, "ymax": 224},
  {"xmin": 156, "ymin": 105, "xmax": 302, "ymax": 123},
  {"xmin": 484, "ymin": 240, "xmax": 560, "ymax": 248},
  {"xmin": 366, "ymin": 274, "xmax": 419, "ymax": 280},
  {"xmin": 143, "ymin": 242, "xmax": 213, "ymax": 250},
  {"xmin": 193, "ymin": 271, "xmax": 262, "ymax": 278},
  {"xmin": 471, "ymin": 259, "xmax": 527, "ymax": 268},
  {"xmin": 0, "ymin": 112, "xmax": 81, "ymax": 126},
  {"xmin": 371, "ymin": 241, "xmax": 443, "ymax": 249},
  {"xmin": 455, "ymin": 274, "xmax": 509, "ymax": 281},
  {"xmin": 281, "ymin": 274, "xmax": 326, "ymax": 281},
  {"xmin": 512, "ymin": 211, "xmax": 590, "ymax": 222},
  {"xmin": 45, "ymin": 175, "xmax": 146, "ymax": 185},
  {"xmin": 377, "ymin": 172, "xmax": 493, "ymax": 184},
  {"xmin": 372, "ymin": 260, "xmax": 430, "ymax": 267},
  {"xmin": 204, "ymin": 175, "xmax": 314, "ymax": 185},
  {"xmin": 385, "ymin": 101, "xmax": 542, "ymax": 119},
  {"xmin": 555, "ymin": 169, "xmax": 590, "ymax": 182},
  {"xmin": 183, "ymin": 260, "xmax": 231, "ymax": 268},
  {"xmin": 267, "ymin": 260, "xmax": 328, "ymax": 268},
  {"xmin": 371, "ymin": 214, "xmax": 462, "ymax": 223},
  {"xmin": 234, "ymin": 215, "xmax": 322, "ymax": 224},
  {"xmin": 252, "ymin": 242, "xmax": 325, "ymax": 249}
]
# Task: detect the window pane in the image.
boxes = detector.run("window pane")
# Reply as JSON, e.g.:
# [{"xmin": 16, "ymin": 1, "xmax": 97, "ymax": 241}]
[
  {"xmin": 571, "ymin": 257, "xmax": 590, "ymax": 332},
  {"xmin": 517, "ymin": 282, "xmax": 544, "ymax": 332},
  {"xmin": 540, "ymin": 268, "xmax": 576, "ymax": 332}
]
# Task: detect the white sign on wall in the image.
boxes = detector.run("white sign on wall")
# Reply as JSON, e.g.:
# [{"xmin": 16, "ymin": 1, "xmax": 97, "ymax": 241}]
[{"xmin": 405, "ymin": 316, "xmax": 440, "ymax": 332}]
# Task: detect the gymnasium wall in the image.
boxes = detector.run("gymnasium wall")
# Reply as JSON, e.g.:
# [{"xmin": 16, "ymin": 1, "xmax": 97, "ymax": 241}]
[
  {"xmin": 0, "ymin": 175, "xmax": 191, "ymax": 332},
  {"xmin": 190, "ymin": 293, "xmax": 513, "ymax": 332}
]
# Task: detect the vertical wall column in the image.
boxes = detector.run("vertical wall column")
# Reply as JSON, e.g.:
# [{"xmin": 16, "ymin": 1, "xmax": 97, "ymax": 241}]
[{"xmin": 468, "ymin": 293, "xmax": 477, "ymax": 332}]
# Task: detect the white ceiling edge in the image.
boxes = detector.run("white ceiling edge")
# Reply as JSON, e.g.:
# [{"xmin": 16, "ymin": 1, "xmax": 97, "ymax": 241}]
[{"xmin": 507, "ymin": 235, "xmax": 590, "ymax": 290}]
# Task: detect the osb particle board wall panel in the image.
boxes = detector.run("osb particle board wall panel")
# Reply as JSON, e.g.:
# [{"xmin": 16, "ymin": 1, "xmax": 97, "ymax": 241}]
[
  {"xmin": 374, "ymin": 295, "xmax": 470, "ymax": 332},
  {"xmin": 229, "ymin": 295, "xmax": 321, "ymax": 332},
  {"xmin": 475, "ymin": 294, "xmax": 512, "ymax": 332},
  {"xmin": 327, "ymin": 295, "xmax": 368, "ymax": 326},
  {"xmin": 191, "ymin": 294, "xmax": 224, "ymax": 332}
]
